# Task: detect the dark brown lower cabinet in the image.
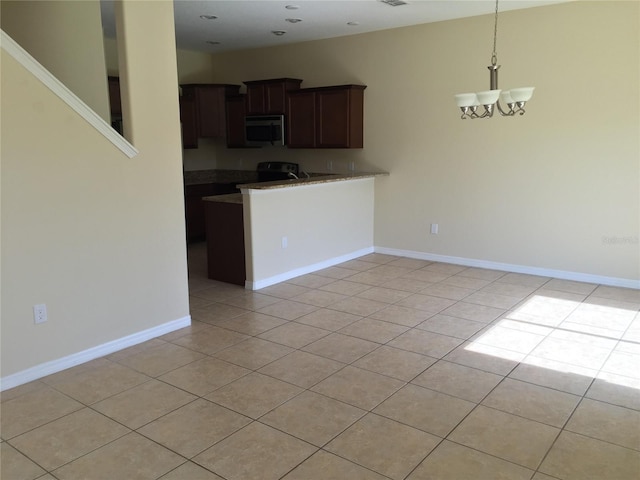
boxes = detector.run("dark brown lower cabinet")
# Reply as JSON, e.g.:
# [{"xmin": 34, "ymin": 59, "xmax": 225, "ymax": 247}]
[
  {"xmin": 184, "ymin": 183, "xmax": 238, "ymax": 243},
  {"xmin": 205, "ymin": 200, "xmax": 245, "ymax": 286}
]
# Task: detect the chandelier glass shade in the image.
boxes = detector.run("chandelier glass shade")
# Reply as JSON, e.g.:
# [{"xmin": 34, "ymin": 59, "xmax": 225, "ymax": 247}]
[{"xmin": 455, "ymin": 0, "xmax": 534, "ymax": 119}]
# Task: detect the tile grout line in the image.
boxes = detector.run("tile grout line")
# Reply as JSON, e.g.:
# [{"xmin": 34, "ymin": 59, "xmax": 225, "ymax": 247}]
[{"xmin": 4, "ymin": 249, "xmax": 639, "ymax": 479}]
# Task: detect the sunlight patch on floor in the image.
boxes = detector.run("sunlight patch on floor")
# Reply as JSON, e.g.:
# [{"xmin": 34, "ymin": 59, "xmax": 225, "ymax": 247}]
[{"xmin": 465, "ymin": 294, "xmax": 640, "ymax": 390}]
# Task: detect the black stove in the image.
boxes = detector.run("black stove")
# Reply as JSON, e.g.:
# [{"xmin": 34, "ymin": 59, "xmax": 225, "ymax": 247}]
[{"xmin": 256, "ymin": 162, "xmax": 299, "ymax": 182}]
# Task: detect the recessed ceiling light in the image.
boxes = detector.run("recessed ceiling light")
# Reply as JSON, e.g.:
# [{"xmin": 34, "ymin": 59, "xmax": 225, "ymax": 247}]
[
  {"xmin": 347, "ymin": 21, "xmax": 360, "ymax": 26},
  {"xmin": 199, "ymin": 15, "xmax": 218, "ymax": 20},
  {"xmin": 272, "ymin": 30, "xmax": 287, "ymax": 36},
  {"xmin": 285, "ymin": 18, "xmax": 303, "ymax": 23},
  {"xmin": 380, "ymin": 0, "xmax": 408, "ymax": 6},
  {"xmin": 206, "ymin": 41, "xmax": 221, "ymax": 45},
  {"xmin": 285, "ymin": 5, "xmax": 300, "ymax": 10}
]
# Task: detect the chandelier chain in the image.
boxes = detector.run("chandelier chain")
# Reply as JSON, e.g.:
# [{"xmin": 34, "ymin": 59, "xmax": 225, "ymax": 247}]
[{"xmin": 491, "ymin": 0, "xmax": 499, "ymax": 66}]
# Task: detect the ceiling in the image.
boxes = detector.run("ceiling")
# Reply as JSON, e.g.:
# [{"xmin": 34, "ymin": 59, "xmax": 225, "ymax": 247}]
[{"xmin": 101, "ymin": 0, "xmax": 567, "ymax": 54}]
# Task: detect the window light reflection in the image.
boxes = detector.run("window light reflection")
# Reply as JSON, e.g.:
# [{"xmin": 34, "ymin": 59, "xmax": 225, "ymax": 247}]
[{"xmin": 464, "ymin": 294, "xmax": 640, "ymax": 391}]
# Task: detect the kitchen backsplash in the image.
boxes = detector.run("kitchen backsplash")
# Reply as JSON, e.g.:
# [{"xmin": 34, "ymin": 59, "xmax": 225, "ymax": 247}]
[
  {"xmin": 183, "ymin": 138, "xmax": 370, "ymax": 174},
  {"xmin": 182, "ymin": 138, "xmax": 222, "ymax": 171}
]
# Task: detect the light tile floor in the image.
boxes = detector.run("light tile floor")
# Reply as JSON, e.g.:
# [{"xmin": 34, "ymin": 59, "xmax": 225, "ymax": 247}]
[{"xmin": 2, "ymin": 243, "xmax": 640, "ymax": 479}]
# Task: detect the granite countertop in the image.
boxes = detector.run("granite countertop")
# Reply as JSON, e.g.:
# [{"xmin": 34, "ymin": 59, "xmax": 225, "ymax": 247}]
[
  {"xmin": 238, "ymin": 171, "xmax": 388, "ymax": 190},
  {"xmin": 202, "ymin": 193, "xmax": 243, "ymax": 204},
  {"xmin": 187, "ymin": 169, "xmax": 388, "ymax": 193},
  {"xmin": 184, "ymin": 169, "xmax": 259, "ymax": 186}
]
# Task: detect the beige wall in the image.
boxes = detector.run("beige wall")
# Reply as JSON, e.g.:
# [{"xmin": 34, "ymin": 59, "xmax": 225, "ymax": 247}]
[
  {"xmin": 104, "ymin": 36, "xmax": 218, "ymax": 84},
  {"xmin": 103, "ymin": 37, "xmax": 119, "ymax": 76},
  {"xmin": 243, "ymin": 178, "xmax": 375, "ymax": 288},
  {"xmin": 176, "ymin": 48, "xmax": 219, "ymax": 84},
  {"xmin": 204, "ymin": 1, "xmax": 639, "ymax": 283},
  {"xmin": 1, "ymin": 0, "xmax": 110, "ymax": 121},
  {"xmin": 0, "ymin": 1, "xmax": 188, "ymax": 378},
  {"xmin": 1, "ymin": 0, "xmax": 636, "ymax": 382}
]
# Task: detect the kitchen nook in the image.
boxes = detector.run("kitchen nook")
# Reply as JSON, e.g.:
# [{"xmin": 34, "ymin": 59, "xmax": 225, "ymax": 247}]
[{"xmin": 177, "ymin": 76, "xmax": 388, "ymax": 290}]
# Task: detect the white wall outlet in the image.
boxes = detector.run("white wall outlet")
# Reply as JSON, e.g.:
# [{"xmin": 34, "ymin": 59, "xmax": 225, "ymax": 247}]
[
  {"xmin": 430, "ymin": 223, "xmax": 439, "ymax": 234},
  {"xmin": 281, "ymin": 236, "xmax": 288, "ymax": 248},
  {"xmin": 327, "ymin": 160, "xmax": 333, "ymax": 172},
  {"xmin": 33, "ymin": 304, "xmax": 48, "ymax": 324}
]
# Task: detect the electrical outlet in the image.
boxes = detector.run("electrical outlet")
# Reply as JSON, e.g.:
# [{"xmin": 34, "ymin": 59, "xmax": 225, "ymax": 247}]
[
  {"xmin": 430, "ymin": 223, "xmax": 439, "ymax": 234},
  {"xmin": 281, "ymin": 236, "xmax": 288, "ymax": 248},
  {"xmin": 33, "ymin": 304, "xmax": 48, "ymax": 324}
]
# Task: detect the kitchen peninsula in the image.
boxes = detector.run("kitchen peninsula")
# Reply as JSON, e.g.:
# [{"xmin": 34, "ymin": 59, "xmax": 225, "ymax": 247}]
[{"xmin": 203, "ymin": 171, "xmax": 387, "ymax": 289}]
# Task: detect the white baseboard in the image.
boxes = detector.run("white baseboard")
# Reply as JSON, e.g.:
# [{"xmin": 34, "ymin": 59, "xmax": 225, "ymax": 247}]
[
  {"xmin": 375, "ymin": 247, "xmax": 640, "ymax": 289},
  {"xmin": 0, "ymin": 316, "xmax": 191, "ymax": 392},
  {"xmin": 248, "ymin": 247, "xmax": 375, "ymax": 290}
]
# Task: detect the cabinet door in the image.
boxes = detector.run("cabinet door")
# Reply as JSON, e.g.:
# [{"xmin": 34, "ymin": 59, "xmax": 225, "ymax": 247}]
[
  {"xmin": 287, "ymin": 85, "xmax": 365, "ymax": 149},
  {"xmin": 265, "ymin": 79, "xmax": 302, "ymax": 113},
  {"xmin": 185, "ymin": 183, "xmax": 240, "ymax": 243},
  {"xmin": 205, "ymin": 202, "xmax": 246, "ymax": 285},
  {"xmin": 263, "ymin": 84, "xmax": 282, "ymax": 114},
  {"xmin": 264, "ymin": 83, "xmax": 288, "ymax": 114},
  {"xmin": 316, "ymin": 89, "xmax": 350, "ymax": 148},
  {"xmin": 107, "ymin": 76, "xmax": 122, "ymax": 116},
  {"xmin": 180, "ymin": 97, "xmax": 198, "ymax": 149},
  {"xmin": 226, "ymin": 95, "xmax": 247, "ymax": 147},
  {"xmin": 287, "ymin": 91, "xmax": 317, "ymax": 148},
  {"xmin": 196, "ymin": 87, "xmax": 227, "ymax": 138},
  {"xmin": 184, "ymin": 183, "xmax": 216, "ymax": 242},
  {"xmin": 245, "ymin": 79, "xmax": 303, "ymax": 115},
  {"xmin": 246, "ymin": 84, "xmax": 265, "ymax": 115},
  {"xmin": 181, "ymin": 84, "xmax": 241, "ymax": 142},
  {"xmin": 317, "ymin": 86, "xmax": 365, "ymax": 148}
]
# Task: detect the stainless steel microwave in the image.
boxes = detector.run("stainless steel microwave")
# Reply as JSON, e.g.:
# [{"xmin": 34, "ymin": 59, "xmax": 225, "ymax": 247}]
[{"xmin": 245, "ymin": 115, "xmax": 285, "ymax": 147}]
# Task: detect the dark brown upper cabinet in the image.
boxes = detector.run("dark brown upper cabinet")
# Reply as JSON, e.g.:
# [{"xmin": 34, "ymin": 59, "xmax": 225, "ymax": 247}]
[
  {"xmin": 107, "ymin": 76, "xmax": 122, "ymax": 116},
  {"xmin": 180, "ymin": 84, "xmax": 241, "ymax": 138},
  {"xmin": 286, "ymin": 90, "xmax": 317, "ymax": 148},
  {"xmin": 244, "ymin": 78, "xmax": 302, "ymax": 115},
  {"xmin": 287, "ymin": 84, "xmax": 366, "ymax": 149},
  {"xmin": 225, "ymin": 94, "xmax": 247, "ymax": 148},
  {"xmin": 179, "ymin": 96, "xmax": 198, "ymax": 149}
]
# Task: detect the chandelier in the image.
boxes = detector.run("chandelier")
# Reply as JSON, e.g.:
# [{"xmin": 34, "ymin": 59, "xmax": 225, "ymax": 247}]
[{"xmin": 454, "ymin": 0, "xmax": 534, "ymax": 119}]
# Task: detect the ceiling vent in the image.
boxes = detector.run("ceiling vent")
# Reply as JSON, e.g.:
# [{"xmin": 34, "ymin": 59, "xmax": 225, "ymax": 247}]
[{"xmin": 380, "ymin": 0, "xmax": 408, "ymax": 6}]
